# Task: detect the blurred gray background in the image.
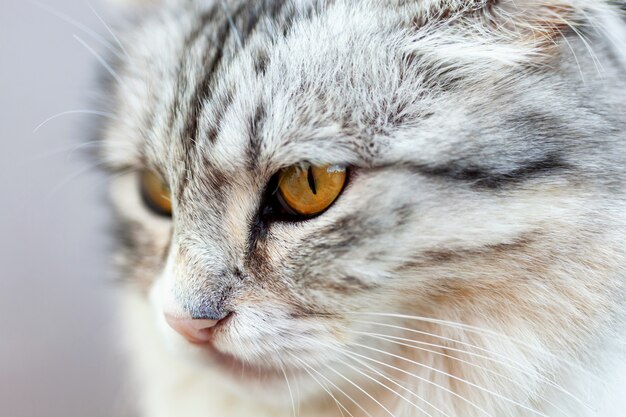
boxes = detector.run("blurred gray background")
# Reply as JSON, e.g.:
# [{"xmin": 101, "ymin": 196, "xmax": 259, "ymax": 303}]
[{"xmin": 1, "ymin": 1, "xmax": 128, "ymax": 416}]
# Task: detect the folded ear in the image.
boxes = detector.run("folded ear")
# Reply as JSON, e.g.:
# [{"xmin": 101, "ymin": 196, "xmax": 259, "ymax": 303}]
[
  {"xmin": 416, "ymin": 0, "xmax": 621, "ymax": 59},
  {"xmin": 397, "ymin": 0, "xmax": 625, "ymax": 80},
  {"xmin": 486, "ymin": 0, "xmax": 583, "ymax": 50}
]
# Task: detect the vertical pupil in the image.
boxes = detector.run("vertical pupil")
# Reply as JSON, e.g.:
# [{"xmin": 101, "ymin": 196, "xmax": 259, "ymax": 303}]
[{"xmin": 307, "ymin": 167, "xmax": 317, "ymax": 195}]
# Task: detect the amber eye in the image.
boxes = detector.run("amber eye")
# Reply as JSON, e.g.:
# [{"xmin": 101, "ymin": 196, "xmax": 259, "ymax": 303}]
[
  {"xmin": 140, "ymin": 170, "xmax": 172, "ymax": 217},
  {"xmin": 277, "ymin": 164, "xmax": 347, "ymax": 216}
]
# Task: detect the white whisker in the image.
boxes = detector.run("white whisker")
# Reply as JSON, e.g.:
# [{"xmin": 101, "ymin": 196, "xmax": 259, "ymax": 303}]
[
  {"xmin": 332, "ymin": 350, "xmax": 442, "ymax": 417},
  {"xmin": 290, "ymin": 354, "xmax": 358, "ymax": 417},
  {"xmin": 355, "ymin": 320, "xmax": 535, "ymax": 373},
  {"xmin": 277, "ymin": 356, "xmax": 297, "ymax": 417},
  {"xmin": 337, "ymin": 346, "xmax": 494, "ymax": 417},
  {"xmin": 74, "ymin": 35, "xmax": 126, "ymax": 89},
  {"xmin": 30, "ymin": 1, "xmax": 123, "ymax": 59},
  {"xmin": 299, "ymin": 334, "xmax": 494, "ymax": 417},
  {"xmin": 352, "ymin": 313, "xmax": 603, "ymax": 384},
  {"xmin": 291, "ymin": 366, "xmax": 302, "ymax": 417},
  {"xmin": 86, "ymin": 1, "xmax": 131, "ymax": 61},
  {"xmin": 349, "ymin": 328, "xmax": 531, "ymax": 374},
  {"xmin": 352, "ymin": 342, "xmax": 553, "ymax": 417},
  {"xmin": 338, "ymin": 349, "xmax": 452, "ymax": 417},
  {"xmin": 33, "ymin": 110, "xmax": 118, "ymax": 133},
  {"xmin": 323, "ymin": 361, "xmax": 397, "ymax": 417},
  {"xmin": 351, "ymin": 330, "xmax": 573, "ymax": 417}
]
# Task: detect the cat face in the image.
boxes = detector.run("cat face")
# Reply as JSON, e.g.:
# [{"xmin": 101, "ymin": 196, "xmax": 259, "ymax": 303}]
[{"xmin": 103, "ymin": 0, "xmax": 626, "ymax": 408}]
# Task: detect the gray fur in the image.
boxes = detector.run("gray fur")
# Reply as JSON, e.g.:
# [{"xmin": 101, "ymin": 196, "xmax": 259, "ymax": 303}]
[{"xmin": 101, "ymin": 1, "xmax": 626, "ymax": 416}]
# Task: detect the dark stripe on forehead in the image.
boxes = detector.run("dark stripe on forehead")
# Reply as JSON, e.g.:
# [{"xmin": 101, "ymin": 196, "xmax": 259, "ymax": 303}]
[
  {"xmin": 182, "ymin": 1, "xmax": 269, "ymax": 148},
  {"xmin": 201, "ymin": 87, "xmax": 234, "ymax": 158},
  {"xmin": 167, "ymin": 7, "xmax": 219, "ymax": 135},
  {"xmin": 176, "ymin": 0, "xmax": 300, "ymax": 195},
  {"xmin": 176, "ymin": 4, "xmax": 241, "ymax": 198},
  {"xmin": 175, "ymin": 0, "xmax": 320, "ymax": 198},
  {"xmin": 177, "ymin": 1, "xmax": 285, "ymax": 198},
  {"xmin": 184, "ymin": 0, "xmax": 314, "ymax": 148},
  {"xmin": 246, "ymin": 105, "xmax": 266, "ymax": 172}
]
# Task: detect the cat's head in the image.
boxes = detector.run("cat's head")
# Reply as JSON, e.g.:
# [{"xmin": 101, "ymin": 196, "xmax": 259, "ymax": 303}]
[{"xmin": 101, "ymin": 0, "xmax": 626, "ymax": 407}]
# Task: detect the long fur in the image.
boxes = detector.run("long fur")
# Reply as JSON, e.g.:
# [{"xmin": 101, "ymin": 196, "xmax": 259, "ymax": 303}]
[{"xmin": 99, "ymin": 1, "xmax": 626, "ymax": 416}]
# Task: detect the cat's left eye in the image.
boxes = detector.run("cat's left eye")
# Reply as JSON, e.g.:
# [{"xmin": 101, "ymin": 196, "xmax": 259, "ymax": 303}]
[
  {"xmin": 140, "ymin": 170, "xmax": 172, "ymax": 217},
  {"xmin": 276, "ymin": 164, "xmax": 347, "ymax": 217}
]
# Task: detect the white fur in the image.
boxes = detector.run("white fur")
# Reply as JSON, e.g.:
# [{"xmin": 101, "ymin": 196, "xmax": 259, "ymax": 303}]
[{"xmin": 102, "ymin": 0, "xmax": 626, "ymax": 416}]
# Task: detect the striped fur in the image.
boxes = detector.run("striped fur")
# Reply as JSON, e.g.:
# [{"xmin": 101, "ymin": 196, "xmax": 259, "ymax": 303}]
[{"xmin": 101, "ymin": 1, "xmax": 626, "ymax": 416}]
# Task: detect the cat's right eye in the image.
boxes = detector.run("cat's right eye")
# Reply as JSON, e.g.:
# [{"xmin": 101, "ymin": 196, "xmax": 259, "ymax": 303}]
[{"xmin": 140, "ymin": 170, "xmax": 172, "ymax": 217}]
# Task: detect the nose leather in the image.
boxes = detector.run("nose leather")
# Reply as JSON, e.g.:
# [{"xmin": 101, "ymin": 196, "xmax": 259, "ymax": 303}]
[{"xmin": 164, "ymin": 314, "xmax": 219, "ymax": 343}]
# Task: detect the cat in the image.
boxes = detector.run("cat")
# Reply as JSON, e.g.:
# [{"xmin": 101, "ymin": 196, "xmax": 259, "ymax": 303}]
[{"xmin": 97, "ymin": 0, "xmax": 626, "ymax": 416}]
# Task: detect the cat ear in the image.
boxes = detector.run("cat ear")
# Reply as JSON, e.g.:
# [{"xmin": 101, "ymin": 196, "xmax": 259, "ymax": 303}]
[
  {"xmin": 401, "ymin": 0, "xmax": 615, "ymax": 73},
  {"xmin": 484, "ymin": 0, "xmax": 583, "ymax": 50},
  {"xmin": 413, "ymin": 0, "xmax": 616, "ymax": 65},
  {"xmin": 423, "ymin": 0, "xmax": 595, "ymax": 49}
]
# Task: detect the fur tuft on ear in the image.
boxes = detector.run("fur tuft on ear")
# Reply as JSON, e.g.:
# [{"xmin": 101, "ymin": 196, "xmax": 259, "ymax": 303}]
[
  {"xmin": 408, "ymin": 0, "xmax": 625, "ymax": 63},
  {"xmin": 486, "ymin": 1, "xmax": 584, "ymax": 50},
  {"xmin": 485, "ymin": 0, "xmax": 626, "ymax": 66}
]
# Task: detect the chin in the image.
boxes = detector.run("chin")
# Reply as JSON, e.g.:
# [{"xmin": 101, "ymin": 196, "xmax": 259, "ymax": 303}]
[
  {"xmin": 166, "ymin": 336, "xmax": 299, "ymax": 400},
  {"xmin": 123, "ymin": 284, "xmax": 340, "ymax": 415},
  {"xmin": 120, "ymin": 291, "xmax": 298, "ymax": 417}
]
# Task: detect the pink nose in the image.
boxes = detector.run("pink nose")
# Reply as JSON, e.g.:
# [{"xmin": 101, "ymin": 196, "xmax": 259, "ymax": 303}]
[{"xmin": 164, "ymin": 314, "xmax": 219, "ymax": 343}]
